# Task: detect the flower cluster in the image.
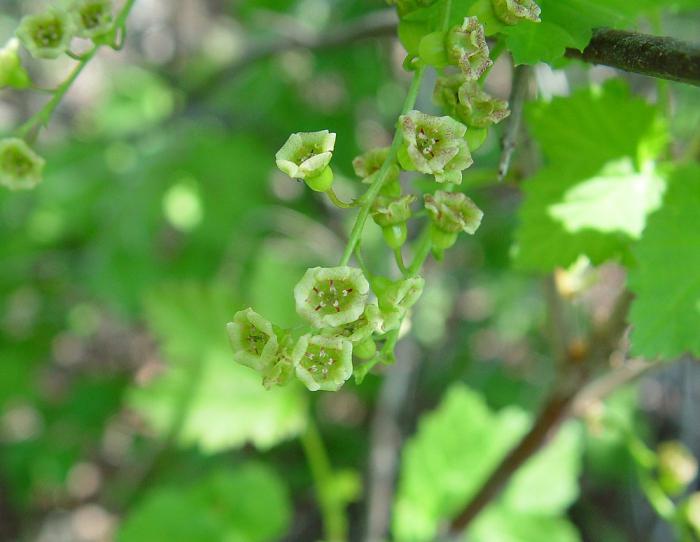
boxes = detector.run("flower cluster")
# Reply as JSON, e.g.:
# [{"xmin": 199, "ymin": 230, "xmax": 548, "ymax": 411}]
[
  {"xmin": 16, "ymin": 0, "xmax": 114, "ymax": 59},
  {"xmin": 228, "ymin": 266, "xmax": 423, "ymax": 392},
  {"xmin": 434, "ymin": 74, "xmax": 510, "ymax": 129}
]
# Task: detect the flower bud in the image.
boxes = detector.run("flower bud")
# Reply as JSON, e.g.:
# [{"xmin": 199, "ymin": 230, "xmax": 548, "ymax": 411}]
[
  {"xmin": 0, "ymin": 39, "xmax": 30, "ymax": 90},
  {"xmin": 492, "ymin": 0, "xmax": 541, "ymax": 25},
  {"xmin": 434, "ymin": 75, "xmax": 510, "ymax": 129},
  {"xmin": 445, "ymin": 17, "xmax": 492, "ymax": 80},
  {"xmin": 72, "ymin": 0, "xmax": 114, "ymax": 40},
  {"xmin": 399, "ymin": 110, "xmax": 473, "ymax": 184},
  {"xmin": 16, "ymin": 9, "xmax": 75, "ymax": 59},
  {"xmin": 226, "ymin": 308, "xmax": 280, "ymax": 372},
  {"xmin": 371, "ymin": 194, "xmax": 415, "ymax": 249},
  {"xmin": 657, "ymin": 441, "xmax": 698, "ymax": 496},
  {"xmin": 292, "ymin": 334, "xmax": 353, "ymax": 392},
  {"xmin": 275, "ymin": 130, "xmax": 337, "ymax": 190},
  {"xmin": 374, "ymin": 276, "xmax": 425, "ymax": 331},
  {"xmin": 353, "ymin": 147, "xmax": 400, "ymax": 196},
  {"xmin": 294, "ymin": 266, "xmax": 370, "ymax": 328},
  {"xmin": 424, "ymin": 190, "xmax": 483, "ymax": 235},
  {"xmin": 0, "ymin": 138, "xmax": 45, "ymax": 191}
]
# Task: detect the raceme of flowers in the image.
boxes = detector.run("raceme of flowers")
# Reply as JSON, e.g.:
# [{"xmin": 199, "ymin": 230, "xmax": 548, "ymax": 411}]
[
  {"xmin": 224, "ymin": 2, "xmax": 541, "ymax": 392},
  {"xmin": 0, "ymin": 1, "xmax": 118, "ymax": 192}
]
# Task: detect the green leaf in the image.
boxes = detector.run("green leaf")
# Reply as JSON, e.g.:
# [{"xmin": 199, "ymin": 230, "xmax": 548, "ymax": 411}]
[
  {"xmin": 628, "ymin": 163, "xmax": 700, "ymax": 359},
  {"xmin": 393, "ymin": 385, "xmax": 582, "ymax": 542},
  {"xmin": 514, "ymin": 82, "xmax": 668, "ymax": 271},
  {"xmin": 502, "ymin": 0, "xmax": 633, "ymax": 65},
  {"xmin": 118, "ymin": 463, "xmax": 291, "ymax": 542},
  {"xmin": 471, "ymin": 505, "xmax": 580, "ymax": 542},
  {"xmin": 126, "ymin": 283, "xmax": 307, "ymax": 453},
  {"xmin": 526, "ymin": 81, "xmax": 666, "ymax": 173}
]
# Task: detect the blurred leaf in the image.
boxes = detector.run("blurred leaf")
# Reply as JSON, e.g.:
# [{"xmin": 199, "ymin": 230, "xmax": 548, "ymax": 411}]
[
  {"xmin": 515, "ymin": 81, "xmax": 668, "ymax": 271},
  {"xmin": 470, "ymin": 506, "xmax": 580, "ymax": 542},
  {"xmin": 127, "ymin": 282, "xmax": 307, "ymax": 453},
  {"xmin": 393, "ymin": 385, "xmax": 582, "ymax": 542},
  {"xmin": 628, "ymin": 163, "xmax": 700, "ymax": 358},
  {"xmin": 118, "ymin": 463, "xmax": 291, "ymax": 542}
]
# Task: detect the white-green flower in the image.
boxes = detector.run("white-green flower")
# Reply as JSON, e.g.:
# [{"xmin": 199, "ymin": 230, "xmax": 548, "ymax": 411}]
[
  {"xmin": 492, "ymin": 0, "xmax": 541, "ymax": 25},
  {"xmin": 226, "ymin": 308, "xmax": 280, "ymax": 372},
  {"xmin": 294, "ymin": 266, "xmax": 370, "ymax": 328},
  {"xmin": 446, "ymin": 17, "xmax": 492, "ymax": 80},
  {"xmin": 0, "ymin": 39, "xmax": 30, "ymax": 89},
  {"xmin": 434, "ymin": 75, "xmax": 510, "ymax": 128},
  {"xmin": 292, "ymin": 334, "xmax": 353, "ymax": 392},
  {"xmin": 399, "ymin": 110, "xmax": 473, "ymax": 184},
  {"xmin": 16, "ymin": 9, "xmax": 75, "ymax": 59},
  {"xmin": 0, "ymin": 138, "xmax": 45, "ymax": 191},
  {"xmin": 424, "ymin": 191, "xmax": 484, "ymax": 235},
  {"xmin": 353, "ymin": 146, "xmax": 400, "ymax": 188},
  {"xmin": 275, "ymin": 130, "xmax": 336, "ymax": 181},
  {"xmin": 72, "ymin": 0, "xmax": 114, "ymax": 40}
]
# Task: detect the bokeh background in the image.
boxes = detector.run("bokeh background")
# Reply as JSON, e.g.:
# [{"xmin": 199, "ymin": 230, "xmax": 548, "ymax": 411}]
[{"xmin": 1, "ymin": 0, "xmax": 699, "ymax": 541}]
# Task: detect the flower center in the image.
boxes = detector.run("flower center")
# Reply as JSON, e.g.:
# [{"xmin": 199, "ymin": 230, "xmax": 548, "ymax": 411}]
[
  {"xmin": 307, "ymin": 279, "xmax": 357, "ymax": 317},
  {"xmin": 1, "ymin": 148, "xmax": 34, "ymax": 177},
  {"xmin": 81, "ymin": 5, "xmax": 107, "ymax": 30},
  {"xmin": 244, "ymin": 325, "xmax": 268, "ymax": 356},
  {"xmin": 416, "ymin": 128, "xmax": 439, "ymax": 159},
  {"xmin": 300, "ymin": 343, "xmax": 340, "ymax": 380},
  {"xmin": 33, "ymin": 20, "xmax": 63, "ymax": 47}
]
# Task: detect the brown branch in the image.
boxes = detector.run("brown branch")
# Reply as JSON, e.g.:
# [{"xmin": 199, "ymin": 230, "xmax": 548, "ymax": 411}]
[
  {"xmin": 566, "ymin": 28, "xmax": 700, "ymax": 87},
  {"xmin": 449, "ymin": 291, "xmax": 633, "ymax": 535}
]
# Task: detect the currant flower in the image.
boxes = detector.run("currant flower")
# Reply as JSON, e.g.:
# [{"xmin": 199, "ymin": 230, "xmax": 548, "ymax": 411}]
[
  {"xmin": 322, "ymin": 303, "xmax": 381, "ymax": 361},
  {"xmin": 492, "ymin": 0, "xmax": 541, "ymax": 25},
  {"xmin": 446, "ymin": 17, "xmax": 492, "ymax": 80},
  {"xmin": 424, "ymin": 190, "xmax": 484, "ymax": 249},
  {"xmin": 371, "ymin": 194, "xmax": 416, "ymax": 249},
  {"xmin": 16, "ymin": 9, "xmax": 75, "ymax": 60},
  {"xmin": 0, "ymin": 138, "xmax": 46, "ymax": 191},
  {"xmin": 294, "ymin": 266, "xmax": 370, "ymax": 328},
  {"xmin": 399, "ymin": 110, "xmax": 473, "ymax": 184},
  {"xmin": 374, "ymin": 276, "xmax": 426, "ymax": 331},
  {"xmin": 226, "ymin": 308, "xmax": 280, "ymax": 372},
  {"xmin": 323, "ymin": 303, "xmax": 382, "ymax": 344},
  {"xmin": 352, "ymin": 147, "xmax": 401, "ymax": 196},
  {"xmin": 292, "ymin": 334, "xmax": 353, "ymax": 392},
  {"xmin": 434, "ymin": 75, "xmax": 510, "ymax": 129},
  {"xmin": 0, "ymin": 39, "xmax": 30, "ymax": 90},
  {"xmin": 72, "ymin": 0, "xmax": 114, "ymax": 40},
  {"xmin": 275, "ymin": 130, "xmax": 337, "ymax": 192},
  {"xmin": 261, "ymin": 347, "xmax": 295, "ymax": 389}
]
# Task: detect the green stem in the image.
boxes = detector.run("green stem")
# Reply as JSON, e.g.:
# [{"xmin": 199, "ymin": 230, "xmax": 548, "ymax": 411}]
[
  {"xmin": 300, "ymin": 419, "xmax": 347, "ymax": 541},
  {"xmin": 15, "ymin": 0, "xmax": 137, "ymax": 141},
  {"xmin": 339, "ymin": 65, "xmax": 426, "ymax": 266},
  {"xmin": 394, "ymin": 247, "xmax": 408, "ymax": 275},
  {"xmin": 326, "ymin": 187, "xmax": 355, "ymax": 209},
  {"xmin": 16, "ymin": 47, "xmax": 98, "ymax": 140},
  {"xmin": 442, "ymin": 0, "xmax": 453, "ymax": 31}
]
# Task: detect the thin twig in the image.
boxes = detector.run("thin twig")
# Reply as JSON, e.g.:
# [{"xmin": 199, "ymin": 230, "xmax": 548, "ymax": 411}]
[
  {"xmin": 449, "ymin": 291, "xmax": 633, "ymax": 535},
  {"xmin": 497, "ymin": 64, "xmax": 531, "ymax": 182}
]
